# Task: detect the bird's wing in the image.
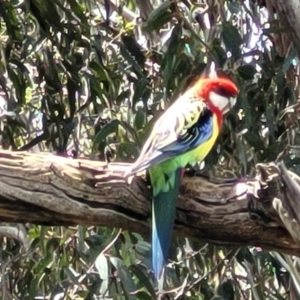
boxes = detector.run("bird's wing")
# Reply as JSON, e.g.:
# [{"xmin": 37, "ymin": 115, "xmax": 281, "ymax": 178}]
[{"xmin": 127, "ymin": 92, "xmax": 214, "ymax": 175}]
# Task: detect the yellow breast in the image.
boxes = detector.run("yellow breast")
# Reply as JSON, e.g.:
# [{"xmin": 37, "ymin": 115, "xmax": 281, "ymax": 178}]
[{"xmin": 179, "ymin": 114, "xmax": 220, "ymax": 167}]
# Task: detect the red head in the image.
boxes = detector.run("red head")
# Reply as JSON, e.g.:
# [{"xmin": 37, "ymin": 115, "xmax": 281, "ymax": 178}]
[{"xmin": 195, "ymin": 77, "xmax": 238, "ymax": 114}]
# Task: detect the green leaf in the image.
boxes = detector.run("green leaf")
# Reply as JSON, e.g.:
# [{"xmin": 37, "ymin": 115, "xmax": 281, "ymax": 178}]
[
  {"xmin": 29, "ymin": 274, "xmax": 43, "ymax": 299},
  {"xmin": 28, "ymin": 226, "xmax": 41, "ymax": 239},
  {"xmin": 90, "ymin": 61, "xmax": 110, "ymax": 81},
  {"xmin": 7, "ymin": 67, "xmax": 26, "ymax": 105},
  {"xmin": 110, "ymin": 257, "xmax": 136, "ymax": 297},
  {"xmin": 119, "ymin": 44, "xmax": 144, "ymax": 78},
  {"xmin": 93, "ymin": 119, "xmax": 120, "ymax": 152},
  {"xmin": 211, "ymin": 39, "xmax": 227, "ymax": 67},
  {"xmin": 85, "ymin": 234, "xmax": 103, "ymax": 249},
  {"xmin": 64, "ymin": 266, "xmax": 81, "ymax": 285},
  {"xmin": 136, "ymin": 291, "xmax": 153, "ymax": 300},
  {"xmin": 130, "ymin": 265, "xmax": 156, "ymax": 299},
  {"xmin": 222, "ymin": 22, "xmax": 242, "ymax": 59},
  {"xmin": 217, "ymin": 279, "xmax": 235, "ymax": 300},
  {"xmin": 60, "ymin": 0, "xmax": 87, "ymax": 26},
  {"xmin": 237, "ymin": 65, "xmax": 257, "ymax": 80},
  {"xmin": 135, "ymin": 240, "xmax": 151, "ymax": 258},
  {"xmin": 122, "ymin": 35, "xmax": 146, "ymax": 67},
  {"xmin": 116, "ymin": 89, "xmax": 131, "ymax": 106},
  {"xmin": 116, "ymin": 142, "xmax": 139, "ymax": 161},
  {"xmin": 119, "ymin": 120, "xmax": 139, "ymax": 142},
  {"xmin": 87, "ymin": 229, "xmax": 121, "ymax": 262},
  {"xmin": 46, "ymin": 237, "xmax": 60, "ymax": 257},
  {"xmin": 134, "ymin": 108, "xmax": 146, "ymax": 131},
  {"xmin": 33, "ymin": 255, "xmax": 53, "ymax": 274},
  {"xmin": 144, "ymin": 1, "xmax": 172, "ymax": 32},
  {"xmin": 30, "ymin": 0, "xmax": 62, "ymax": 28},
  {"xmin": 132, "ymin": 76, "xmax": 149, "ymax": 108},
  {"xmin": 0, "ymin": 3, "xmax": 23, "ymax": 41}
]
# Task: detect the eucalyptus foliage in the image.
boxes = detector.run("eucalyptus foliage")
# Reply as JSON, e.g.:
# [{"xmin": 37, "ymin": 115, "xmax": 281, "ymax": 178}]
[{"xmin": 0, "ymin": 0, "xmax": 299, "ymax": 299}]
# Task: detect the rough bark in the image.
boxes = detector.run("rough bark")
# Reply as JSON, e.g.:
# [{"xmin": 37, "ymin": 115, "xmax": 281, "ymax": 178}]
[
  {"xmin": 272, "ymin": 0, "xmax": 300, "ymax": 53},
  {"xmin": 0, "ymin": 150, "xmax": 299, "ymax": 256}
]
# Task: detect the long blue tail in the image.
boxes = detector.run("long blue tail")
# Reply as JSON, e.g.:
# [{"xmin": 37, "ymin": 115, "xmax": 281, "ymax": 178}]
[{"xmin": 151, "ymin": 168, "xmax": 181, "ymax": 279}]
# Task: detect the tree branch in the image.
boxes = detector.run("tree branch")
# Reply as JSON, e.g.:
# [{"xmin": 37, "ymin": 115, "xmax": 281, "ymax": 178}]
[
  {"xmin": 272, "ymin": 0, "xmax": 300, "ymax": 52},
  {"xmin": 0, "ymin": 150, "xmax": 299, "ymax": 256}
]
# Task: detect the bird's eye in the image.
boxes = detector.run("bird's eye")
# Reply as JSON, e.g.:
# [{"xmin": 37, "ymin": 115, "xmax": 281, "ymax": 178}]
[{"xmin": 214, "ymin": 86, "xmax": 234, "ymax": 98}]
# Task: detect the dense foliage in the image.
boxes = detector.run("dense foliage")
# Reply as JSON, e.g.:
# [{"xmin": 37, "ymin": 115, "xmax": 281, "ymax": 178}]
[{"xmin": 0, "ymin": 0, "xmax": 300, "ymax": 299}]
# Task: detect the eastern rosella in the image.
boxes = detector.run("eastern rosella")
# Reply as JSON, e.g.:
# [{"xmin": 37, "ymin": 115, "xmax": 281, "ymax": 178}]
[{"xmin": 125, "ymin": 77, "xmax": 238, "ymax": 279}]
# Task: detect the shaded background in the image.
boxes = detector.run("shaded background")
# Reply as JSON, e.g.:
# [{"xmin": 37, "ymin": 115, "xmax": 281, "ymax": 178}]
[{"xmin": 0, "ymin": 0, "xmax": 299, "ymax": 299}]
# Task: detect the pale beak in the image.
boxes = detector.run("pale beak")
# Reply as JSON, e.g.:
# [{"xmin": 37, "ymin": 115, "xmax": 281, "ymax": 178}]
[{"xmin": 222, "ymin": 96, "xmax": 237, "ymax": 114}]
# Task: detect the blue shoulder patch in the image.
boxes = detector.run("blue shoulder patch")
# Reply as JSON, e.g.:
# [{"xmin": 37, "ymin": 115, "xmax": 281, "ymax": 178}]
[{"xmin": 161, "ymin": 108, "xmax": 213, "ymax": 156}]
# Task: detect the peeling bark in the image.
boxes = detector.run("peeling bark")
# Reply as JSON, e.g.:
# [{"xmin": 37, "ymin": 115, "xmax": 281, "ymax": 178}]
[
  {"xmin": 0, "ymin": 150, "xmax": 298, "ymax": 256},
  {"xmin": 272, "ymin": 0, "xmax": 300, "ymax": 52}
]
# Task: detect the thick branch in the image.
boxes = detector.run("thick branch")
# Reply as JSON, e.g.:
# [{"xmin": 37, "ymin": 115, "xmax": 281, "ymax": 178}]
[{"xmin": 0, "ymin": 150, "xmax": 298, "ymax": 256}]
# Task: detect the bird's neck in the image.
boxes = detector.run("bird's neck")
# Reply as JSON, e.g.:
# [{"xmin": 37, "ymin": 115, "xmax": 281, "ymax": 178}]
[{"xmin": 208, "ymin": 104, "xmax": 223, "ymax": 129}]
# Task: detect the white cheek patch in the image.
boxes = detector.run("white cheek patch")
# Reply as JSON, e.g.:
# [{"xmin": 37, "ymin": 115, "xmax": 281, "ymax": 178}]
[
  {"xmin": 209, "ymin": 91, "xmax": 236, "ymax": 112},
  {"xmin": 230, "ymin": 96, "xmax": 237, "ymax": 107},
  {"xmin": 209, "ymin": 91, "xmax": 229, "ymax": 110}
]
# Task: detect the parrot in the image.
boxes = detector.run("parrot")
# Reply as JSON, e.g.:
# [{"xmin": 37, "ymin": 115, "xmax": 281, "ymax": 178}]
[{"xmin": 125, "ymin": 77, "xmax": 239, "ymax": 279}]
